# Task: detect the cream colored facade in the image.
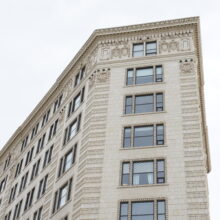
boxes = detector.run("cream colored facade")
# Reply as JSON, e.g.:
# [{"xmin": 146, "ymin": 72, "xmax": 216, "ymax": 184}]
[{"xmin": 0, "ymin": 17, "xmax": 210, "ymax": 220}]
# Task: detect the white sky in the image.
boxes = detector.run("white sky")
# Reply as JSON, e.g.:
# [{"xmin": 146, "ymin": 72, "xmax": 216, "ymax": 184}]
[{"xmin": 0, "ymin": 0, "xmax": 219, "ymax": 218}]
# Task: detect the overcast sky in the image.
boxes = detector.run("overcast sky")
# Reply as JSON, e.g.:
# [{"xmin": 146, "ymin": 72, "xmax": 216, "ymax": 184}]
[{"xmin": 0, "ymin": 0, "xmax": 219, "ymax": 219}]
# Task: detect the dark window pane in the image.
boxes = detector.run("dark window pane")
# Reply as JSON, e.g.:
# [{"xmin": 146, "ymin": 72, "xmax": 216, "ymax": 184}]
[
  {"xmin": 156, "ymin": 125, "xmax": 164, "ymax": 145},
  {"xmin": 156, "ymin": 93, "xmax": 163, "ymax": 111},
  {"xmin": 146, "ymin": 42, "xmax": 157, "ymax": 55},
  {"xmin": 135, "ymin": 95, "xmax": 153, "ymax": 113},
  {"xmin": 125, "ymin": 96, "xmax": 133, "ymax": 114},
  {"xmin": 124, "ymin": 128, "xmax": 131, "ymax": 148},
  {"xmin": 120, "ymin": 203, "xmax": 128, "ymax": 215},
  {"xmin": 122, "ymin": 163, "xmax": 130, "ymax": 185},
  {"xmin": 157, "ymin": 201, "xmax": 165, "ymax": 214}
]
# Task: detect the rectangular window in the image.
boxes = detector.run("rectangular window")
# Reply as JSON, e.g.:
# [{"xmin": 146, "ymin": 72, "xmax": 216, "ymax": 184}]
[
  {"xmin": 41, "ymin": 109, "xmax": 50, "ymax": 128},
  {"xmin": 36, "ymin": 133, "xmax": 46, "ymax": 154},
  {"xmin": 125, "ymin": 96, "xmax": 133, "ymax": 114},
  {"xmin": 134, "ymin": 126, "xmax": 154, "ymax": 147},
  {"xmin": 132, "ymin": 201, "xmax": 154, "ymax": 220},
  {"xmin": 52, "ymin": 178, "xmax": 72, "ymax": 213},
  {"xmin": 13, "ymin": 199, "xmax": 22, "ymax": 220},
  {"xmin": 121, "ymin": 163, "xmax": 130, "ymax": 185},
  {"xmin": 135, "ymin": 94, "xmax": 153, "ymax": 113},
  {"xmin": 43, "ymin": 145, "xmax": 53, "ymax": 168},
  {"xmin": 24, "ymin": 187, "xmax": 35, "ymax": 211},
  {"xmin": 33, "ymin": 206, "xmax": 43, "ymax": 220},
  {"xmin": 136, "ymin": 67, "xmax": 153, "ymax": 84},
  {"xmin": 4, "ymin": 155, "xmax": 11, "ymax": 171},
  {"xmin": 121, "ymin": 159, "xmax": 165, "ymax": 186},
  {"xmin": 53, "ymin": 94, "xmax": 63, "ymax": 113},
  {"xmin": 126, "ymin": 65, "xmax": 163, "ymax": 86},
  {"xmin": 25, "ymin": 146, "xmax": 34, "ymax": 166},
  {"xmin": 157, "ymin": 160, "xmax": 165, "ymax": 184},
  {"xmin": 157, "ymin": 200, "xmax": 166, "ymax": 220},
  {"xmin": 30, "ymin": 159, "xmax": 41, "ymax": 181},
  {"xmin": 48, "ymin": 119, "xmax": 58, "ymax": 141},
  {"xmin": 9, "ymin": 183, "xmax": 18, "ymax": 203},
  {"xmin": 156, "ymin": 66, "xmax": 163, "ymax": 82},
  {"xmin": 126, "ymin": 69, "xmax": 134, "ymax": 85},
  {"xmin": 37, "ymin": 174, "xmax": 48, "ymax": 199},
  {"xmin": 146, "ymin": 41, "xmax": 157, "ymax": 55},
  {"xmin": 67, "ymin": 87, "xmax": 85, "ymax": 117},
  {"xmin": 19, "ymin": 171, "xmax": 29, "ymax": 193},
  {"xmin": 123, "ymin": 124, "xmax": 164, "ymax": 148},
  {"xmin": 31, "ymin": 122, "xmax": 39, "ymax": 140},
  {"xmin": 133, "ymin": 161, "xmax": 154, "ymax": 185},
  {"xmin": 125, "ymin": 93, "xmax": 164, "ymax": 115},
  {"xmin": 21, "ymin": 135, "xmax": 29, "ymax": 151},
  {"xmin": 15, "ymin": 159, "xmax": 23, "ymax": 178},
  {"xmin": 132, "ymin": 43, "xmax": 144, "ymax": 57},
  {"xmin": 63, "ymin": 114, "xmax": 81, "ymax": 145},
  {"xmin": 120, "ymin": 202, "xmax": 128, "ymax": 220},
  {"xmin": 123, "ymin": 127, "xmax": 131, "ymax": 148},
  {"xmin": 58, "ymin": 144, "xmax": 77, "ymax": 177}
]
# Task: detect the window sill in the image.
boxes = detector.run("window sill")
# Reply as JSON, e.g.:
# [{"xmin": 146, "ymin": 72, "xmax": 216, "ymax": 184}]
[
  {"xmin": 124, "ymin": 81, "xmax": 165, "ymax": 88},
  {"xmin": 122, "ymin": 111, "xmax": 166, "ymax": 117},
  {"xmin": 118, "ymin": 183, "xmax": 168, "ymax": 189},
  {"xmin": 120, "ymin": 145, "xmax": 167, "ymax": 150}
]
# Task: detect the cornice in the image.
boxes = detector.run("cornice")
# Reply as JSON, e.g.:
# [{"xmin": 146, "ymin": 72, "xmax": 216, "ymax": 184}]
[{"xmin": 0, "ymin": 17, "xmax": 205, "ymax": 159}]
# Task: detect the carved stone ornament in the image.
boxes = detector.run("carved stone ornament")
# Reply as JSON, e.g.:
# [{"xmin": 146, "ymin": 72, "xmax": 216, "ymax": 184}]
[
  {"xmin": 59, "ymin": 106, "xmax": 66, "ymax": 121},
  {"xmin": 170, "ymin": 40, "xmax": 179, "ymax": 51},
  {"xmin": 96, "ymin": 69, "xmax": 110, "ymax": 82},
  {"xmin": 88, "ymin": 73, "xmax": 96, "ymax": 89},
  {"xmin": 100, "ymin": 47, "xmax": 110, "ymax": 60},
  {"xmin": 62, "ymin": 78, "xmax": 74, "ymax": 100},
  {"xmin": 159, "ymin": 40, "xmax": 179, "ymax": 53},
  {"xmin": 111, "ymin": 47, "xmax": 121, "ymax": 58},
  {"xmin": 180, "ymin": 61, "xmax": 194, "ymax": 73}
]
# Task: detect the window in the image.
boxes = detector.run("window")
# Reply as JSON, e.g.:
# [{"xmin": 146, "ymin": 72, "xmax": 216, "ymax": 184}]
[
  {"xmin": 37, "ymin": 174, "xmax": 48, "ymax": 199},
  {"xmin": 30, "ymin": 159, "xmax": 41, "ymax": 181},
  {"xmin": 134, "ymin": 94, "xmax": 154, "ymax": 113},
  {"xmin": 156, "ymin": 93, "xmax": 163, "ymax": 111},
  {"xmin": 119, "ymin": 202, "xmax": 128, "ymax": 220},
  {"xmin": 119, "ymin": 200, "xmax": 166, "ymax": 220},
  {"xmin": 36, "ymin": 133, "xmax": 46, "ymax": 154},
  {"xmin": 13, "ymin": 199, "xmax": 23, "ymax": 220},
  {"xmin": 53, "ymin": 94, "xmax": 63, "ymax": 113},
  {"xmin": 4, "ymin": 211, "xmax": 11, "ymax": 220},
  {"xmin": 126, "ymin": 65, "xmax": 163, "ymax": 86},
  {"xmin": 33, "ymin": 206, "xmax": 43, "ymax": 220},
  {"xmin": 48, "ymin": 119, "xmax": 58, "ymax": 141},
  {"xmin": 156, "ymin": 66, "xmax": 163, "ymax": 82},
  {"xmin": 67, "ymin": 87, "xmax": 85, "ymax": 117},
  {"xmin": 157, "ymin": 200, "xmax": 166, "ymax": 220},
  {"xmin": 4, "ymin": 155, "xmax": 11, "ymax": 171},
  {"xmin": 15, "ymin": 159, "xmax": 23, "ymax": 178},
  {"xmin": 0, "ymin": 176, "xmax": 7, "ymax": 193},
  {"xmin": 25, "ymin": 146, "xmax": 34, "ymax": 166},
  {"xmin": 61, "ymin": 216, "xmax": 68, "ymax": 220},
  {"xmin": 123, "ymin": 124, "xmax": 164, "ymax": 148},
  {"xmin": 9, "ymin": 183, "xmax": 18, "ymax": 203},
  {"xmin": 146, "ymin": 41, "xmax": 157, "ymax": 55},
  {"xmin": 125, "ymin": 96, "xmax": 132, "ymax": 114},
  {"xmin": 52, "ymin": 178, "xmax": 72, "ymax": 213},
  {"xmin": 19, "ymin": 171, "xmax": 29, "ymax": 193},
  {"xmin": 132, "ymin": 43, "xmax": 144, "ymax": 57},
  {"xmin": 121, "ymin": 159, "xmax": 165, "ymax": 186},
  {"xmin": 58, "ymin": 144, "xmax": 77, "ymax": 177},
  {"xmin": 31, "ymin": 123, "xmax": 39, "ymax": 140},
  {"xmin": 24, "ymin": 187, "xmax": 35, "ymax": 211},
  {"xmin": 21, "ymin": 135, "xmax": 29, "ymax": 151},
  {"xmin": 74, "ymin": 66, "xmax": 86, "ymax": 87},
  {"xmin": 41, "ymin": 109, "xmax": 50, "ymax": 128},
  {"xmin": 63, "ymin": 114, "xmax": 81, "ymax": 145},
  {"xmin": 43, "ymin": 145, "xmax": 53, "ymax": 168}
]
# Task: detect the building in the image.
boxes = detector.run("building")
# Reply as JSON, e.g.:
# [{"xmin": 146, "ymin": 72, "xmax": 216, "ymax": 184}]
[{"xmin": 0, "ymin": 17, "xmax": 211, "ymax": 220}]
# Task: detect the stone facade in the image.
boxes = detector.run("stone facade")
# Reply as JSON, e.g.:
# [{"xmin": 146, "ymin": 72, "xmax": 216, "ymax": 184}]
[{"xmin": 0, "ymin": 17, "xmax": 210, "ymax": 220}]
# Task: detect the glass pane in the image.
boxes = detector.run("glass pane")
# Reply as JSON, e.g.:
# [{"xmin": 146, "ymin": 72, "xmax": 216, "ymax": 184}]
[
  {"xmin": 135, "ymin": 104, "xmax": 153, "ymax": 113},
  {"xmin": 120, "ymin": 217, "xmax": 128, "ymax": 220},
  {"xmin": 157, "ymin": 172, "xmax": 165, "ymax": 178},
  {"xmin": 123, "ymin": 163, "xmax": 130, "ymax": 174},
  {"xmin": 59, "ymin": 186, "xmax": 68, "ymax": 207},
  {"xmin": 74, "ymin": 95, "xmax": 81, "ymax": 111},
  {"xmin": 134, "ymin": 136, "xmax": 153, "ymax": 147},
  {"xmin": 136, "ymin": 68, "xmax": 153, "ymax": 77},
  {"xmin": 122, "ymin": 174, "xmax": 129, "ymax": 185},
  {"xmin": 147, "ymin": 42, "xmax": 156, "ymax": 50},
  {"xmin": 135, "ymin": 95, "xmax": 147, "ymax": 104},
  {"xmin": 133, "ymin": 162, "xmax": 153, "ymax": 173},
  {"xmin": 132, "ymin": 202, "xmax": 148, "ymax": 215},
  {"xmin": 133, "ymin": 44, "xmax": 144, "ymax": 52},
  {"xmin": 158, "ymin": 201, "xmax": 165, "ymax": 214},
  {"xmin": 132, "ymin": 216, "xmax": 151, "ymax": 220},
  {"xmin": 134, "ymin": 127, "xmax": 147, "ymax": 137},
  {"xmin": 127, "ymin": 69, "xmax": 134, "ymax": 78},
  {"xmin": 64, "ymin": 152, "xmax": 73, "ymax": 171},
  {"xmin": 157, "ymin": 125, "xmax": 164, "ymax": 135},
  {"xmin": 125, "ymin": 106, "xmax": 132, "ymax": 114},
  {"xmin": 156, "ymin": 94, "xmax": 163, "ymax": 103},
  {"xmin": 136, "ymin": 76, "xmax": 153, "ymax": 84},
  {"xmin": 126, "ymin": 97, "xmax": 132, "ymax": 105},
  {"xmin": 157, "ymin": 161, "xmax": 164, "ymax": 172},
  {"xmin": 124, "ymin": 128, "xmax": 131, "ymax": 137},
  {"xmin": 147, "ymin": 173, "xmax": 154, "ymax": 184},
  {"xmin": 124, "ymin": 138, "xmax": 131, "ymax": 148},
  {"xmin": 69, "ymin": 122, "xmax": 77, "ymax": 139},
  {"xmin": 133, "ymin": 51, "xmax": 144, "ymax": 57},
  {"xmin": 127, "ymin": 78, "xmax": 133, "ymax": 85},
  {"xmin": 120, "ymin": 203, "xmax": 128, "ymax": 215},
  {"xmin": 156, "ymin": 66, "xmax": 162, "ymax": 75}
]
